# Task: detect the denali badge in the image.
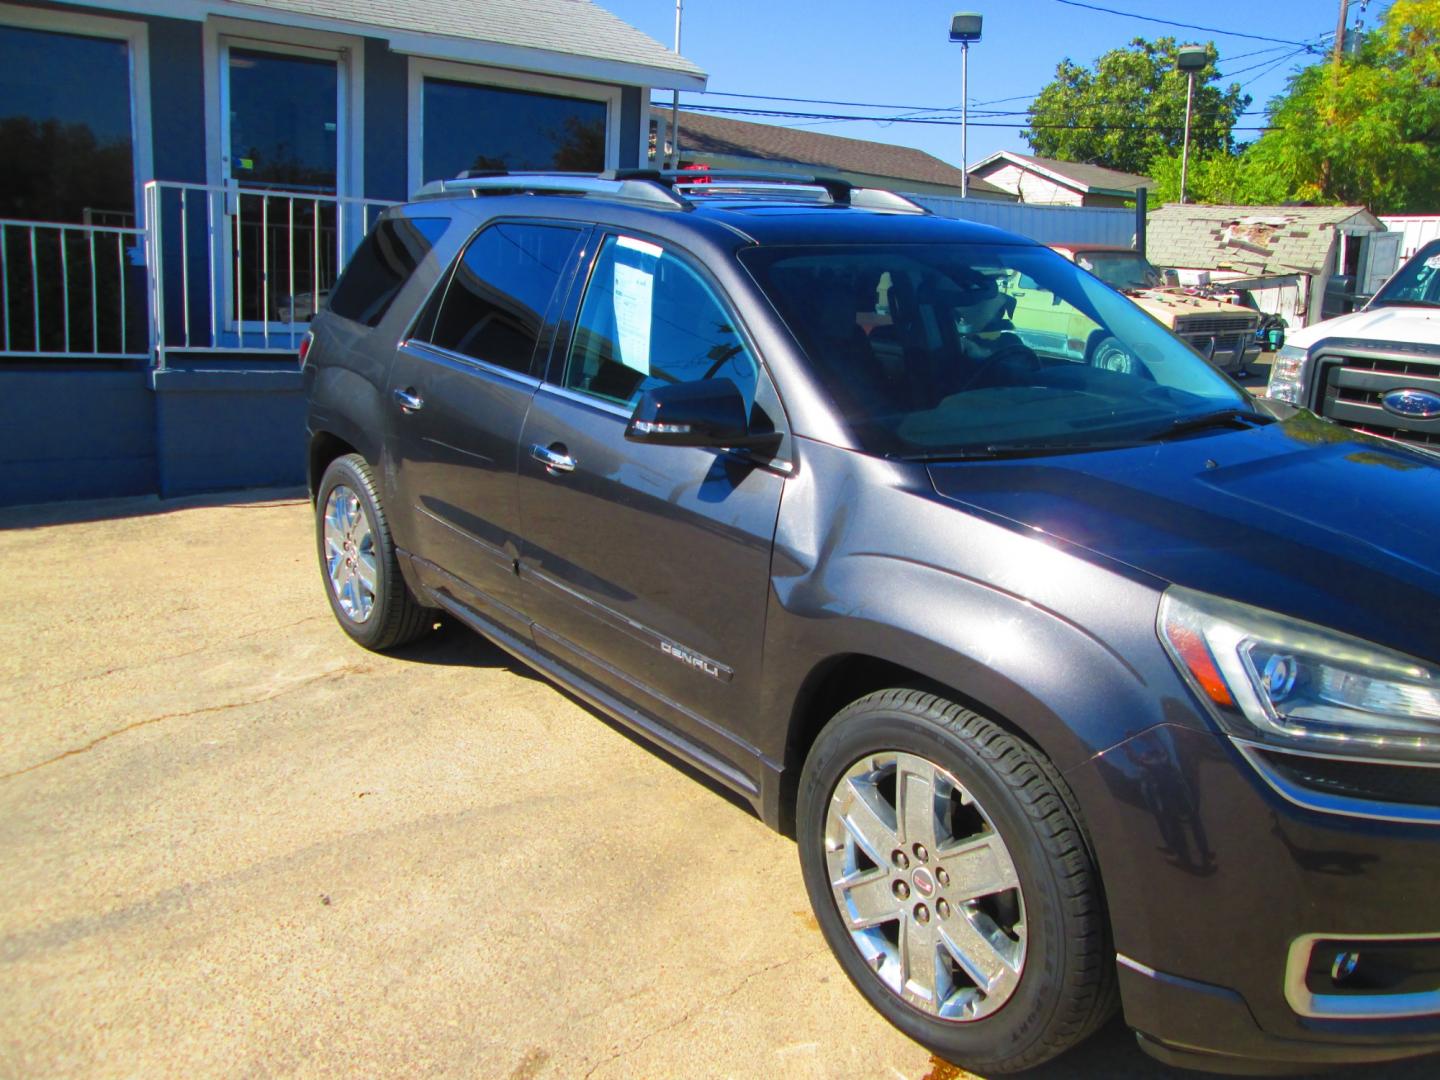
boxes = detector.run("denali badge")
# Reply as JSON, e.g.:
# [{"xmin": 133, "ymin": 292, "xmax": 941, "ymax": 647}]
[
  {"xmin": 1381, "ymin": 388, "xmax": 1440, "ymax": 421},
  {"xmin": 660, "ymin": 640, "xmax": 732, "ymax": 682}
]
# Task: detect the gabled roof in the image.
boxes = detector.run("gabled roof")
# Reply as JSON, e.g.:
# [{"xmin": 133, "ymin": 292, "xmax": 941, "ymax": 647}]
[
  {"xmin": 220, "ymin": 0, "xmax": 706, "ymax": 88},
  {"xmin": 667, "ymin": 110, "xmax": 1008, "ymax": 195},
  {"xmin": 1146, "ymin": 203, "xmax": 1384, "ymax": 276},
  {"xmin": 970, "ymin": 150, "xmax": 1152, "ymax": 197}
]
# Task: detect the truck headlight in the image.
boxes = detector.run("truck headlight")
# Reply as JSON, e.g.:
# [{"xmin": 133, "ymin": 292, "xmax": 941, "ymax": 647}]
[
  {"xmin": 1159, "ymin": 587, "xmax": 1440, "ymax": 763},
  {"xmin": 1266, "ymin": 344, "xmax": 1309, "ymax": 404}
]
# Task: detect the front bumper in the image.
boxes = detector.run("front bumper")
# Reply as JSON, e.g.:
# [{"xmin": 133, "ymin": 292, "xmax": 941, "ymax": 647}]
[{"xmin": 1067, "ymin": 723, "xmax": 1440, "ymax": 1071}]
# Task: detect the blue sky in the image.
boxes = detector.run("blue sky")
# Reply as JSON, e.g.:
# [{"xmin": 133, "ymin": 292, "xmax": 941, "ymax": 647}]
[{"xmin": 601, "ymin": 0, "xmax": 1387, "ymax": 169}]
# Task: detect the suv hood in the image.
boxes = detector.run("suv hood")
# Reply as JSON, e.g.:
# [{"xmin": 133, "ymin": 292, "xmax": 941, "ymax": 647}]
[
  {"xmin": 926, "ymin": 415, "xmax": 1440, "ymax": 662},
  {"xmin": 1288, "ymin": 304, "xmax": 1440, "ymax": 350}
]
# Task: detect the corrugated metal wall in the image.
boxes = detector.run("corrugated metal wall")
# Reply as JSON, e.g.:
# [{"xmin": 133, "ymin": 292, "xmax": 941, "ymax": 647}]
[{"xmin": 903, "ymin": 195, "xmax": 1137, "ymax": 248}]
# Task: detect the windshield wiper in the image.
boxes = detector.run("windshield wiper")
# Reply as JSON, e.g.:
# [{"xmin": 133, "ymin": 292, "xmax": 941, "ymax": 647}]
[
  {"xmin": 1148, "ymin": 408, "xmax": 1274, "ymax": 442},
  {"xmin": 1371, "ymin": 298, "xmax": 1440, "ymax": 309}
]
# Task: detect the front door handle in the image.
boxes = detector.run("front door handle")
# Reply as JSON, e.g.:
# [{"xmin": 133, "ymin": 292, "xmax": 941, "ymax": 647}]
[
  {"xmin": 392, "ymin": 387, "xmax": 424, "ymax": 413},
  {"xmin": 531, "ymin": 443, "xmax": 576, "ymax": 474}
]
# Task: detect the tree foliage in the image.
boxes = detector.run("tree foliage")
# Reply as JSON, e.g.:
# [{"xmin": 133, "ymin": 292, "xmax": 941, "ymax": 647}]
[
  {"xmin": 1240, "ymin": 0, "xmax": 1440, "ymax": 213},
  {"xmin": 1025, "ymin": 37, "xmax": 1249, "ymax": 176}
]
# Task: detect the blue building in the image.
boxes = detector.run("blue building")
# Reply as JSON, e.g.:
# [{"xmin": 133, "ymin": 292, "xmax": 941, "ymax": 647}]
[{"xmin": 0, "ymin": 0, "xmax": 704, "ymax": 505}]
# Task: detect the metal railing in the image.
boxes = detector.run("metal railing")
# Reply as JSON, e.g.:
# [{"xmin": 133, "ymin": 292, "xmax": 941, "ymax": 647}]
[
  {"xmin": 145, "ymin": 181, "xmax": 396, "ymax": 368},
  {"xmin": 0, "ymin": 217, "xmax": 149, "ymax": 360}
]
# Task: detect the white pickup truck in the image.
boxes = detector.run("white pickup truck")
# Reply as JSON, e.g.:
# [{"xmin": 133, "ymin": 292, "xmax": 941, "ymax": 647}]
[{"xmin": 1267, "ymin": 238, "xmax": 1440, "ymax": 455}]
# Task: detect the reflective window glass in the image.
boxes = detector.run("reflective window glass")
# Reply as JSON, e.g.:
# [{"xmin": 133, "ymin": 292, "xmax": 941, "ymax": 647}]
[
  {"xmin": 0, "ymin": 25, "xmax": 133, "ymax": 223},
  {"xmin": 421, "ymin": 79, "xmax": 606, "ymax": 182},
  {"xmin": 328, "ymin": 217, "xmax": 450, "ymax": 327},
  {"xmin": 228, "ymin": 47, "xmax": 337, "ymax": 192},
  {"xmin": 565, "ymin": 235, "xmax": 759, "ymax": 410},
  {"xmin": 425, "ymin": 223, "xmax": 580, "ymax": 373}
]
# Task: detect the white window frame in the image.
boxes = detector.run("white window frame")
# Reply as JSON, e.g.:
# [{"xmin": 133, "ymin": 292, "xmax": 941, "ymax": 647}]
[
  {"xmin": 0, "ymin": 3, "xmax": 153, "ymax": 220},
  {"xmin": 407, "ymin": 57, "xmax": 622, "ymax": 196}
]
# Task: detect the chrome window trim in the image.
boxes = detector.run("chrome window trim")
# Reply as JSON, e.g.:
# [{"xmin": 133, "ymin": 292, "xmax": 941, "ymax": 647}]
[
  {"xmin": 1285, "ymin": 932, "xmax": 1440, "ymax": 1020},
  {"xmin": 397, "ymin": 338, "xmax": 543, "ymax": 390},
  {"xmin": 1233, "ymin": 739, "xmax": 1440, "ymax": 827}
]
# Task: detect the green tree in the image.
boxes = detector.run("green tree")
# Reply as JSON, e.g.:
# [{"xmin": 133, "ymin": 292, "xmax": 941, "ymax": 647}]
[
  {"xmin": 1241, "ymin": 0, "xmax": 1440, "ymax": 213},
  {"xmin": 1144, "ymin": 147, "xmax": 1289, "ymax": 206},
  {"xmin": 1025, "ymin": 37, "xmax": 1249, "ymax": 176}
]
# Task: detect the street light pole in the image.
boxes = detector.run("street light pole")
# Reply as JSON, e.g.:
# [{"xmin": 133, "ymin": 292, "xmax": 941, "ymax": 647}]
[
  {"xmin": 949, "ymin": 13, "xmax": 983, "ymax": 199},
  {"xmin": 669, "ymin": 1, "xmax": 683, "ymax": 168},
  {"xmin": 1176, "ymin": 44, "xmax": 1209, "ymax": 205}
]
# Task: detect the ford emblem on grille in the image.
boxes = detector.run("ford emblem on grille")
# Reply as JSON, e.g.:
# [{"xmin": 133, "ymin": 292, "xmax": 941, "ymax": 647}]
[{"xmin": 1380, "ymin": 388, "xmax": 1440, "ymax": 420}]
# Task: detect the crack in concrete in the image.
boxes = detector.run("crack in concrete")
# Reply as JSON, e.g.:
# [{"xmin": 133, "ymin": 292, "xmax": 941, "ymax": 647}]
[
  {"xmin": 579, "ymin": 949, "xmax": 829, "ymax": 1079},
  {"xmin": 0, "ymin": 614, "xmax": 328, "ymax": 706},
  {"xmin": 0, "ymin": 664, "xmax": 368, "ymax": 781}
]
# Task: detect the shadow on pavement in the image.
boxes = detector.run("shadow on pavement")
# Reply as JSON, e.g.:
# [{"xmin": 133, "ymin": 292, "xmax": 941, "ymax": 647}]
[{"xmin": 0, "ymin": 485, "xmax": 308, "ymax": 531}]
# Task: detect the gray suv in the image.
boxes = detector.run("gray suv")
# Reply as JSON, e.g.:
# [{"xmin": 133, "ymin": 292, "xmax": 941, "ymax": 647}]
[{"xmin": 304, "ymin": 172, "xmax": 1440, "ymax": 1075}]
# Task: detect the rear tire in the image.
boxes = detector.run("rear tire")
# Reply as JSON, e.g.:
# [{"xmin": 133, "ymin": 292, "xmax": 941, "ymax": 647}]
[
  {"xmin": 315, "ymin": 453, "xmax": 433, "ymax": 651},
  {"xmin": 797, "ymin": 688, "xmax": 1117, "ymax": 1074}
]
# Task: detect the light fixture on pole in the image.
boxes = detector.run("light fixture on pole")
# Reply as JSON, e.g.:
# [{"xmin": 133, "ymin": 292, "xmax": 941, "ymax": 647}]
[
  {"xmin": 949, "ymin": 13, "xmax": 983, "ymax": 199},
  {"xmin": 1176, "ymin": 44, "xmax": 1209, "ymax": 205}
]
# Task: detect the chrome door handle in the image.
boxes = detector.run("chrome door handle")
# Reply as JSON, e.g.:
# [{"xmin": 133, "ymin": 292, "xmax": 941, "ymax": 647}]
[
  {"xmin": 392, "ymin": 387, "xmax": 424, "ymax": 413},
  {"xmin": 530, "ymin": 443, "xmax": 576, "ymax": 473}
]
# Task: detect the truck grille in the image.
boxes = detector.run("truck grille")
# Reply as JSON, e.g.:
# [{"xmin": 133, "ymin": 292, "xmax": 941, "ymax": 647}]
[
  {"xmin": 1174, "ymin": 314, "xmax": 1260, "ymax": 337},
  {"xmin": 1317, "ymin": 347, "xmax": 1440, "ymax": 454}
]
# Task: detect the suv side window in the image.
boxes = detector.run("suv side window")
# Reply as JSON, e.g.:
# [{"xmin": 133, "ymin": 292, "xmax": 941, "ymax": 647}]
[
  {"xmin": 423, "ymin": 222, "xmax": 582, "ymax": 374},
  {"xmin": 563, "ymin": 234, "xmax": 759, "ymax": 409},
  {"xmin": 327, "ymin": 216, "xmax": 449, "ymax": 327}
]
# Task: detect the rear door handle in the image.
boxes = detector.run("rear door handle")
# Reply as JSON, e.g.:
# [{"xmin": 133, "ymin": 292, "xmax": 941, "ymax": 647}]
[
  {"xmin": 530, "ymin": 443, "xmax": 576, "ymax": 474},
  {"xmin": 392, "ymin": 387, "xmax": 424, "ymax": 413}
]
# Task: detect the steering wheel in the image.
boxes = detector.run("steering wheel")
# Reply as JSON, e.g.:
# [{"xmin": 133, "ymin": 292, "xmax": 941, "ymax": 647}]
[{"xmin": 957, "ymin": 342, "xmax": 1042, "ymax": 391}]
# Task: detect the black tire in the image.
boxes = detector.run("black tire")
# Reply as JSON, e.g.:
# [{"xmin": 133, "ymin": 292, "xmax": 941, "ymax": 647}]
[
  {"xmin": 797, "ymin": 689, "xmax": 1117, "ymax": 1074},
  {"xmin": 315, "ymin": 453, "xmax": 434, "ymax": 652}
]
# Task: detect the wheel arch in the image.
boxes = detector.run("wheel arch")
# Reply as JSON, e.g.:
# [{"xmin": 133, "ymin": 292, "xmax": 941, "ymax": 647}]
[{"xmin": 308, "ymin": 430, "xmax": 359, "ymax": 501}]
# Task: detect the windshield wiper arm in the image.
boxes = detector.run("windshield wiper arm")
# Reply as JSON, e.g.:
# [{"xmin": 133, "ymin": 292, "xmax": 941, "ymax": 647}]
[
  {"xmin": 1148, "ymin": 408, "xmax": 1274, "ymax": 441},
  {"xmin": 898, "ymin": 440, "xmax": 1143, "ymax": 462}
]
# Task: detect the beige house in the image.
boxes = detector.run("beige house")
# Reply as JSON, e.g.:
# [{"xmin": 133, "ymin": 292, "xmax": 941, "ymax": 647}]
[
  {"xmin": 968, "ymin": 151, "xmax": 1151, "ymax": 207},
  {"xmin": 655, "ymin": 110, "xmax": 1015, "ymax": 201}
]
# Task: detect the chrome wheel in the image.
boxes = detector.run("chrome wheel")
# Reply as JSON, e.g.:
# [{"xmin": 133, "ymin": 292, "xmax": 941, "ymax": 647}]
[
  {"xmin": 323, "ymin": 484, "xmax": 377, "ymax": 623},
  {"xmin": 824, "ymin": 751, "xmax": 1026, "ymax": 1022}
]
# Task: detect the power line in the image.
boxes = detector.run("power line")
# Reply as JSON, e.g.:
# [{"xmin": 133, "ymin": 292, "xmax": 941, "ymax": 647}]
[{"xmin": 1051, "ymin": 0, "xmax": 1330, "ymax": 48}]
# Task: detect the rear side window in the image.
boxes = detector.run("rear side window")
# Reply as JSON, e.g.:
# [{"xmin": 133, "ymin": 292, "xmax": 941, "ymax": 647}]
[
  {"xmin": 423, "ymin": 223, "xmax": 582, "ymax": 374},
  {"xmin": 328, "ymin": 217, "xmax": 449, "ymax": 326}
]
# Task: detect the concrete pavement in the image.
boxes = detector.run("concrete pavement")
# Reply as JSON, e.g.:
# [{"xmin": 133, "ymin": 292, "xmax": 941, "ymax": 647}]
[{"xmin": 0, "ymin": 492, "xmax": 1431, "ymax": 1078}]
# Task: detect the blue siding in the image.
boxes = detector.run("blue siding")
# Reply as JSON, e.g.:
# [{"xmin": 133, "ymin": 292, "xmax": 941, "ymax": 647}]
[
  {"xmin": 364, "ymin": 37, "xmax": 410, "ymax": 201},
  {"xmin": 620, "ymin": 87, "xmax": 641, "ymax": 168},
  {"xmin": 148, "ymin": 17, "xmax": 207, "ymax": 184}
]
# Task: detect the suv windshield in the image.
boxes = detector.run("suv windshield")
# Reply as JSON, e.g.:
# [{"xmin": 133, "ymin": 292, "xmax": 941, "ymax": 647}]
[
  {"xmin": 1369, "ymin": 239, "xmax": 1440, "ymax": 309},
  {"xmin": 1070, "ymin": 249, "xmax": 1166, "ymax": 292},
  {"xmin": 741, "ymin": 242, "xmax": 1256, "ymax": 459}
]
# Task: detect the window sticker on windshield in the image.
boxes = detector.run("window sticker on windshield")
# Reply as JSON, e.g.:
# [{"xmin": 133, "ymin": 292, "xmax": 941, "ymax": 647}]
[
  {"xmin": 1426, "ymin": 254, "xmax": 1440, "ymax": 270},
  {"xmin": 613, "ymin": 237, "xmax": 660, "ymax": 373}
]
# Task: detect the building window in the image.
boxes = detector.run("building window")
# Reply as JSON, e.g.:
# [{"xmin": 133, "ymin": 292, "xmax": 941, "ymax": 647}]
[
  {"xmin": 420, "ymin": 78, "xmax": 607, "ymax": 183},
  {"xmin": 0, "ymin": 24, "xmax": 135, "ymax": 224}
]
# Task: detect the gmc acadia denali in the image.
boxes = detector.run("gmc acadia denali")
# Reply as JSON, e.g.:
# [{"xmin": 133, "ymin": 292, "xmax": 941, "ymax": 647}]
[{"xmin": 303, "ymin": 171, "xmax": 1440, "ymax": 1074}]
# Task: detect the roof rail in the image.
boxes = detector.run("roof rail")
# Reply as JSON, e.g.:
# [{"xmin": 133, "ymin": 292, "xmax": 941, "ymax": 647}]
[
  {"xmin": 412, "ymin": 171, "xmax": 686, "ymax": 209},
  {"xmin": 411, "ymin": 168, "xmax": 930, "ymax": 215}
]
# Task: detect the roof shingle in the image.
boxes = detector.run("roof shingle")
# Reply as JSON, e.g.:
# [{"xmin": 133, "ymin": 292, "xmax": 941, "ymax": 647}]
[
  {"xmin": 1145, "ymin": 203, "xmax": 1383, "ymax": 275},
  {"xmin": 971, "ymin": 151, "xmax": 1152, "ymax": 195}
]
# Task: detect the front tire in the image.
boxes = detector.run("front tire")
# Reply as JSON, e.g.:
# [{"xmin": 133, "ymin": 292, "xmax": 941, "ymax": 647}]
[
  {"xmin": 316, "ymin": 453, "xmax": 433, "ymax": 651},
  {"xmin": 797, "ymin": 689, "xmax": 1116, "ymax": 1074}
]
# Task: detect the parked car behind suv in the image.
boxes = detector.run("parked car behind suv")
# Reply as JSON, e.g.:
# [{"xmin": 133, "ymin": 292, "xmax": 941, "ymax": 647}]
[
  {"xmin": 303, "ymin": 171, "xmax": 1440, "ymax": 1075},
  {"xmin": 1268, "ymin": 237, "xmax": 1440, "ymax": 456}
]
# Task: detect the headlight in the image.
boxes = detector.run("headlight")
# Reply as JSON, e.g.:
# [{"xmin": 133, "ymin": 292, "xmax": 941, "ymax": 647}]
[
  {"xmin": 1159, "ymin": 587, "xmax": 1440, "ymax": 763},
  {"xmin": 1265, "ymin": 343, "xmax": 1309, "ymax": 404}
]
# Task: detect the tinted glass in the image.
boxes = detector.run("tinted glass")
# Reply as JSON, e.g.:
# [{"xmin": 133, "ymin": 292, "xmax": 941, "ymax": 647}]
[
  {"xmin": 421, "ymin": 78, "xmax": 606, "ymax": 182},
  {"xmin": 1371, "ymin": 240, "xmax": 1440, "ymax": 308},
  {"xmin": 426, "ymin": 223, "xmax": 580, "ymax": 373},
  {"xmin": 0, "ymin": 25, "xmax": 133, "ymax": 223},
  {"xmin": 565, "ymin": 235, "xmax": 759, "ymax": 410},
  {"xmin": 327, "ymin": 217, "xmax": 450, "ymax": 326},
  {"xmin": 1072, "ymin": 250, "xmax": 1165, "ymax": 291},
  {"xmin": 741, "ymin": 243, "xmax": 1252, "ymax": 458},
  {"xmin": 228, "ymin": 48, "xmax": 337, "ymax": 191}
]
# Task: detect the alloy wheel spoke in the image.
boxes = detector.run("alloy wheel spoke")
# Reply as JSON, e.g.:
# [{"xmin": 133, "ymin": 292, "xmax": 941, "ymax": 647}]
[
  {"xmin": 353, "ymin": 550, "xmax": 377, "ymax": 594},
  {"xmin": 900, "ymin": 908, "xmax": 943, "ymax": 1015},
  {"xmin": 834, "ymin": 774, "xmax": 900, "ymax": 866},
  {"xmin": 896, "ymin": 754, "xmax": 942, "ymax": 854},
  {"xmin": 936, "ymin": 832, "xmax": 1020, "ymax": 902},
  {"xmin": 938, "ymin": 908, "xmax": 1021, "ymax": 998},
  {"xmin": 834, "ymin": 868, "xmax": 902, "ymax": 930}
]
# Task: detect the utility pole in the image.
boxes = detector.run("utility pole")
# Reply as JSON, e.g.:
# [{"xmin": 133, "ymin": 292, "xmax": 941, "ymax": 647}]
[
  {"xmin": 669, "ymin": 1, "xmax": 683, "ymax": 169},
  {"xmin": 1333, "ymin": 0, "xmax": 1349, "ymax": 65}
]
